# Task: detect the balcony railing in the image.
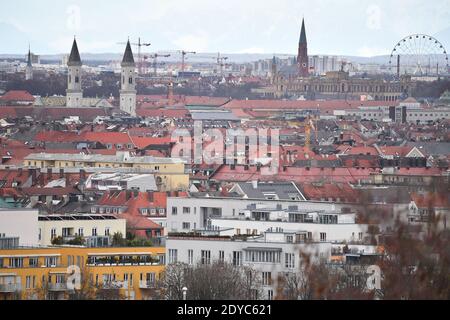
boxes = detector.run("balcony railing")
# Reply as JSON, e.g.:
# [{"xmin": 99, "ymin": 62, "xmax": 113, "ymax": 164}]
[
  {"xmin": 48, "ymin": 282, "xmax": 68, "ymax": 291},
  {"xmin": 139, "ymin": 280, "xmax": 156, "ymax": 289},
  {"xmin": 102, "ymin": 281, "xmax": 123, "ymax": 290},
  {"xmin": 0, "ymin": 283, "xmax": 20, "ymax": 293}
]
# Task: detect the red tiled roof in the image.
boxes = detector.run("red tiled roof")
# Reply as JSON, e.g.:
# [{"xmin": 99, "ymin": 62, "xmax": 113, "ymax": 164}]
[
  {"xmin": 411, "ymin": 193, "xmax": 449, "ymax": 208},
  {"xmin": 301, "ymin": 182, "xmax": 359, "ymax": 202},
  {"xmin": 137, "ymin": 108, "xmax": 189, "ymax": 118},
  {"xmin": 223, "ymin": 99, "xmax": 398, "ymax": 112},
  {"xmin": 0, "ymin": 90, "xmax": 35, "ymax": 102},
  {"xmin": 210, "ymin": 165, "xmax": 378, "ymax": 184}
]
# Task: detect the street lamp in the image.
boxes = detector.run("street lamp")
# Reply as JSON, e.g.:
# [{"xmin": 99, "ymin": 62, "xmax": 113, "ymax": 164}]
[{"xmin": 182, "ymin": 287, "xmax": 188, "ymax": 300}]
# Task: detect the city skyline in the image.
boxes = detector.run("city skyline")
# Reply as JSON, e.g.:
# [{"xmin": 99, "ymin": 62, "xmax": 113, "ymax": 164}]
[{"xmin": 0, "ymin": 0, "xmax": 449, "ymax": 57}]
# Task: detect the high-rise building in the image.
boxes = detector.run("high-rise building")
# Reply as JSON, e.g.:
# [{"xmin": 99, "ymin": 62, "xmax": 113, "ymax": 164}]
[
  {"xmin": 120, "ymin": 40, "xmax": 137, "ymax": 116},
  {"xmin": 66, "ymin": 38, "xmax": 83, "ymax": 107}
]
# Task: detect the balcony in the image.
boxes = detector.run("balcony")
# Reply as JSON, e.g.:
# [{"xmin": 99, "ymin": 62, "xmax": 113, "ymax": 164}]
[
  {"xmin": 0, "ymin": 283, "xmax": 20, "ymax": 293},
  {"xmin": 139, "ymin": 280, "xmax": 156, "ymax": 289},
  {"xmin": 102, "ymin": 281, "xmax": 124, "ymax": 290},
  {"xmin": 48, "ymin": 283, "xmax": 68, "ymax": 291}
]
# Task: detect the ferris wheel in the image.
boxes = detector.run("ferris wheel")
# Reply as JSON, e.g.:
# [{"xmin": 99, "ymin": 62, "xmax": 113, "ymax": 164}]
[{"xmin": 388, "ymin": 34, "xmax": 449, "ymax": 77}]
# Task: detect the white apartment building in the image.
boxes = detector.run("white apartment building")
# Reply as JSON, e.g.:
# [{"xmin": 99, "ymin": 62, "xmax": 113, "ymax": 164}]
[
  {"xmin": 38, "ymin": 214, "xmax": 126, "ymax": 246},
  {"xmin": 166, "ymin": 230, "xmax": 331, "ymax": 300},
  {"xmin": 166, "ymin": 193, "xmax": 369, "ymax": 242},
  {"xmin": 85, "ymin": 172, "xmax": 158, "ymax": 191},
  {"xmin": 167, "ymin": 195, "xmax": 352, "ymax": 234},
  {"xmin": 0, "ymin": 209, "xmax": 39, "ymax": 247}
]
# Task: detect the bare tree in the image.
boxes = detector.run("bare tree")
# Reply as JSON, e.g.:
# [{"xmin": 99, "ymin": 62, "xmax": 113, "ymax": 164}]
[{"xmin": 160, "ymin": 261, "xmax": 262, "ymax": 300}]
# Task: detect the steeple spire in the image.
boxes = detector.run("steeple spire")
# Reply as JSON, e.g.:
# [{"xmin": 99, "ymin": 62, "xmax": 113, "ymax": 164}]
[
  {"xmin": 121, "ymin": 40, "xmax": 135, "ymax": 67},
  {"xmin": 68, "ymin": 37, "xmax": 82, "ymax": 66},
  {"xmin": 27, "ymin": 44, "xmax": 32, "ymax": 67},
  {"xmin": 299, "ymin": 18, "xmax": 307, "ymax": 44}
]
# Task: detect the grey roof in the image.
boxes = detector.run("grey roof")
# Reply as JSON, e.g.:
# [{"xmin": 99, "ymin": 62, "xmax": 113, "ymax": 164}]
[
  {"xmin": 190, "ymin": 111, "xmax": 240, "ymax": 121},
  {"xmin": 407, "ymin": 142, "xmax": 450, "ymax": 156},
  {"xmin": 234, "ymin": 182, "xmax": 305, "ymax": 200},
  {"xmin": 25, "ymin": 152, "xmax": 185, "ymax": 165},
  {"xmin": 121, "ymin": 40, "xmax": 135, "ymax": 67},
  {"xmin": 68, "ymin": 38, "xmax": 82, "ymax": 66}
]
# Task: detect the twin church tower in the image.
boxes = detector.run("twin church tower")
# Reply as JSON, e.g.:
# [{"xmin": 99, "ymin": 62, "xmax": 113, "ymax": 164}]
[{"xmin": 66, "ymin": 38, "xmax": 137, "ymax": 116}]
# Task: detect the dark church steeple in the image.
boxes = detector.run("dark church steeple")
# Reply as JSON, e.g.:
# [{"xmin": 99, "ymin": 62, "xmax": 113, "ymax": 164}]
[{"xmin": 297, "ymin": 18, "xmax": 309, "ymax": 77}]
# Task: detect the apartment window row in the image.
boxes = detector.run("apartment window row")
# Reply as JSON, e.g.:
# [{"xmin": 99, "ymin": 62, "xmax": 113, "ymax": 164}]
[
  {"xmin": 245, "ymin": 250, "xmax": 281, "ymax": 263},
  {"xmin": 50, "ymin": 227, "xmax": 111, "ymax": 239}
]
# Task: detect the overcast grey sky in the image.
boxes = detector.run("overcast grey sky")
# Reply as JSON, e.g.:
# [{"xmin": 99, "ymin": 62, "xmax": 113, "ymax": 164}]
[{"xmin": 1, "ymin": 0, "xmax": 449, "ymax": 56}]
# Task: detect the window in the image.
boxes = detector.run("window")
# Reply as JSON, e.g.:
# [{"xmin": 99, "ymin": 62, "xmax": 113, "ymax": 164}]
[
  {"xmin": 105, "ymin": 228, "xmax": 110, "ymax": 236},
  {"xmin": 262, "ymin": 272, "xmax": 272, "ymax": 286},
  {"xmin": 183, "ymin": 207, "xmax": 190, "ymax": 214},
  {"xmin": 201, "ymin": 250, "xmax": 211, "ymax": 265},
  {"xmin": 92, "ymin": 228, "xmax": 97, "ymax": 236},
  {"xmin": 26, "ymin": 276, "xmax": 31, "ymax": 289},
  {"xmin": 29, "ymin": 257, "xmax": 39, "ymax": 268},
  {"xmin": 268, "ymin": 290, "xmax": 274, "ymax": 300},
  {"xmin": 182, "ymin": 222, "xmax": 190, "ymax": 230},
  {"xmin": 51, "ymin": 228, "xmax": 57, "ymax": 240},
  {"xmin": 38, "ymin": 228, "xmax": 41, "ymax": 241},
  {"xmin": 44, "ymin": 257, "xmax": 57, "ymax": 267},
  {"xmin": 168, "ymin": 249, "xmax": 178, "ymax": 264},
  {"xmin": 218, "ymin": 251, "xmax": 225, "ymax": 263},
  {"xmin": 285, "ymin": 253, "xmax": 295, "ymax": 269},
  {"xmin": 75, "ymin": 76, "xmax": 79, "ymax": 83},
  {"xmin": 78, "ymin": 228, "xmax": 84, "ymax": 237},
  {"xmin": 320, "ymin": 232, "xmax": 327, "ymax": 242},
  {"xmin": 232, "ymin": 251, "xmax": 242, "ymax": 266},
  {"xmin": 129, "ymin": 77, "xmax": 133, "ymax": 84},
  {"xmin": 171, "ymin": 207, "xmax": 178, "ymax": 215},
  {"xmin": 358, "ymin": 232, "xmax": 363, "ymax": 241},
  {"xmin": 9, "ymin": 257, "xmax": 23, "ymax": 268},
  {"xmin": 188, "ymin": 250, "xmax": 194, "ymax": 265}
]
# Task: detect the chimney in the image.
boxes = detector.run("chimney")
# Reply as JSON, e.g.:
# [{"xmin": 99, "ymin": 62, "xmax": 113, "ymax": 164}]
[
  {"xmin": 252, "ymin": 180, "xmax": 258, "ymax": 189},
  {"xmin": 80, "ymin": 169, "xmax": 86, "ymax": 181},
  {"xmin": 65, "ymin": 173, "xmax": 71, "ymax": 187},
  {"xmin": 18, "ymin": 168, "xmax": 23, "ymax": 177},
  {"xmin": 59, "ymin": 168, "xmax": 64, "ymax": 179},
  {"xmin": 47, "ymin": 168, "xmax": 52, "ymax": 182},
  {"xmin": 29, "ymin": 168, "xmax": 37, "ymax": 186}
]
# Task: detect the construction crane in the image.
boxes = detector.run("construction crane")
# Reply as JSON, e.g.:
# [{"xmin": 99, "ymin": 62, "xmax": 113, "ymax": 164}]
[
  {"xmin": 304, "ymin": 115, "xmax": 318, "ymax": 151},
  {"xmin": 117, "ymin": 38, "xmax": 151, "ymax": 75},
  {"xmin": 147, "ymin": 53, "xmax": 171, "ymax": 76},
  {"xmin": 216, "ymin": 53, "xmax": 230, "ymax": 76},
  {"xmin": 178, "ymin": 50, "xmax": 196, "ymax": 74}
]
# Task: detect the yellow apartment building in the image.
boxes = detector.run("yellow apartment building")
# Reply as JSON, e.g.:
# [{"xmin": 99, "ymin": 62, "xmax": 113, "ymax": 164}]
[
  {"xmin": 23, "ymin": 151, "xmax": 189, "ymax": 191},
  {"xmin": 0, "ymin": 246, "xmax": 165, "ymax": 300}
]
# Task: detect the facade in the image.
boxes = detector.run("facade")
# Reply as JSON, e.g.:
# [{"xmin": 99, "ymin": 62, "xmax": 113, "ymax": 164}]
[
  {"xmin": 23, "ymin": 152, "xmax": 189, "ymax": 191},
  {"xmin": 120, "ymin": 41, "xmax": 137, "ymax": 116},
  {"xmin": 66, "ymin": 38, "xmax": 83, "ymax": 108},
  {"xmin": 166, "ymin": 231, "xmax": 331, "ymax": 300},
  {"xmin": 38, "ymin": 214, "xmax": 127, "ymax": 247},
  {"xmin": 339, "ymin": 100, "xmax": 450, "ymax": 123},
  {"xmin": 0, "ymin": 246, "xmax": 165, "ymax": 300},
  {"xmin": 271, "ymin": 71, "xmax": 414, "ymax": 100},
  {"xmin": 0, "ymin": 209, "xmax": 39, "ymax": 247}
]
